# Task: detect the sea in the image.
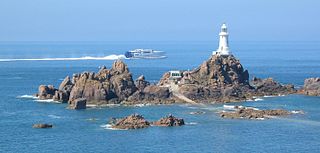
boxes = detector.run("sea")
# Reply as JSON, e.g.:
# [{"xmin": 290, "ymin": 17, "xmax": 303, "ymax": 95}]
[{"xmin": 0, "ymin": 41, "xmax": 320, "ymax": 153}]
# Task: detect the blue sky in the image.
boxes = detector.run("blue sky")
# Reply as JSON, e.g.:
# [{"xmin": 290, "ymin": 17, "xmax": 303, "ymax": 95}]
[{"xmin": 0, "ymin": 0, "xmax": 319, "ymax": 41}]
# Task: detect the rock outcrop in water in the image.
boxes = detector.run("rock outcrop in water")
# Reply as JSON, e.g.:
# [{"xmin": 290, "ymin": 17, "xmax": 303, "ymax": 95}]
[
  {"xmin": 159, "ymin": 55, "xmax": 253, "ymax": 103},
  {"xmin": 159, "ymin": 54, "xmax": 295, "ymax": 103},
  {"xmin": 35, "ymin": 54, "xmax": 297, "ymax": 107},
  {"xmin": 32, "ymin": 123, "xmax": 53, "ymax": 128},
  {"xmin": 35, "ymin": 85, "xmax": 57, "ymax": 100},
  {"xmin": 109, "ymin": 114, "xmax": 185, "ymax": 129},
  {"xmin": 152, "ymin": 114, "xmax": 185, "ymax": 126},
  {"xmin": 250, "ymin": 77, "xmax": 296, "ymax": 96},
  {"xmin": 68, "ymin": 98, "xmax": 87, "ymax": 109},
  {"xmin": 220, "ymin": 106, "xmax": 291, "ymax": 120},
  {"xmin": 109, "ymin": 114, "xmax": 150, "ymax": 129},
  {"xmin": 35, "ymin": 60, "xmax": 174, "ymax": 108},
  {"xmin": 301, "ymin": 78, "xmax": 320, "ymax": 96}
]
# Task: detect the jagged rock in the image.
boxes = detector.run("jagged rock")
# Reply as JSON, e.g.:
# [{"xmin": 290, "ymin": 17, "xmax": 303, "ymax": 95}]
[
  {"xmin": 37, "ymin": 85, "xmax": 57, "ymax": 100},
  {"xmin": 110, "ymin": 114, "xmax": 150, "ymax": 129},
  {"xmin": 68, "ymin": 60, "xmax": 137, "ymax": 104},
  {"xmin": 127, "ymin": 85, "xmax": 174, "ymax": 104},
  {"xmin": 158, "ymin": 72, "xmax": 171, "ymax": 86},
  {"xmin": 302, "ymin": 78, "xmax": 320, "ymax": 96},
  {"xmin": 152, "ymin": 114, "xmax": 185, "ymax": 126},
  {"xmin": 32, "ymin": 123, "xmax": 53, "ymax": 128},
  {"xmin": 135, "ymin": 75, "xmax": 150, "ymax": 91},
  {"xmin": 185, "ymin": 55, "xmax": 249, "ymax": 86},
  {"xmin": 52, "ymin": 90, "xmax": 69, "ymax": 102},
  {"xmin": 159, "ymin": 54, "xmax": 253, "ymax": 103},
  {"xmin": 68, "ymin": 98, "xmax": 86, "ymax": 109},
  {"xmin": 35, "ymin": 54, "xmax": 298, "ymax": 106},
  {"xmin": 251, "ymin": 77, "xmax": 296, "ymax": 96},
  {"xmin": 220, "ymin": 106, "xmax": 291, "ymax": 119}
]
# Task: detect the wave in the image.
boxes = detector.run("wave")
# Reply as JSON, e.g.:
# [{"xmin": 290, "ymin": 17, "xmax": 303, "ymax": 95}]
[
  {"xmin": 100, "ymin": 124, "xmax": 127, "ymax": 130},
  {"xmin": 17, "ymin": 95, "xmax": 38, "ymax": 99},
  {"xmin": 254, "ymin": 98, "xmax": 264, "ymax": 101},
  {"xmin": 35, "ymin": 99, "xmax": 60, "ymax": 103},
  {"xmin": 48, "ymin": 114, "xmax": 62, "ymax": 119},
  {"xmin": 0, "ymin": 54, "xmax": 127, "ymax": 62},
  {"xmin": 263, "ymin": 95, "xmax": 276, "ymax": 98}
]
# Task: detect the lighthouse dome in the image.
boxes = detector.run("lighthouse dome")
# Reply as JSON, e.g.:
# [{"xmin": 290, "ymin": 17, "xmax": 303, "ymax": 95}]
[
  {"xmin": 221, "ymin": 23, "xmax": 227, "ymax": 32},
  {"xmin": 221, "ymin": 23, "xmax": 227, "ymax": 29}
]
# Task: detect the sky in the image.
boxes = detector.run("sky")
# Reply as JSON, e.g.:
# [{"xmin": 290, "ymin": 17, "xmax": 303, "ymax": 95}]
[{"xmin": 0, "ymin": 0, "xmax": 319, "ymax": 41}]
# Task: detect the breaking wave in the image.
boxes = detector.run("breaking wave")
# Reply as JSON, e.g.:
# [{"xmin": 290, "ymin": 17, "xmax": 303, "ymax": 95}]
[
  {"xmin": 100, "ymin": 124, "xmax": 127, "ymax": 130},
  {"xmin": 17, "ymin": 95, "xmax": 38, "ymax": 99},
  {"xmin": 0, "ymin": 54, "xmax": 127, "ymax": 62}
]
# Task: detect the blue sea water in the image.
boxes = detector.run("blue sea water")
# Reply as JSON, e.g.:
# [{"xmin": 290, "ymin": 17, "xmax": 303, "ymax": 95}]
[{"xmin": 0, "ymin": 41, "xmax": 320, "ymax": 153}]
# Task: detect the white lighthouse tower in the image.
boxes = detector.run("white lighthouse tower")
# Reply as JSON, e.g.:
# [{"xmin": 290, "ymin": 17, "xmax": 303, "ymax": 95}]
[{"xmin": 213, "ymin": 23, "xmax": 232, "ymax": 56}]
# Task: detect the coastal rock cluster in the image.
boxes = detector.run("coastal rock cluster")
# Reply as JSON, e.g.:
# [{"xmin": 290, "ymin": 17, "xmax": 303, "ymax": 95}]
[
  {"xmin": 109, "ymin": 114, "xmax": 150, "ymax": 129},
  {"xmin": 35, "ymin": 60, "xmax": 173, "ymax": 108},
  {"xmin": 159, "ymin": 55, "xmax": 295, "ymax": 103},
  {"xmin": 250, "ymin": 77, "xmax": 296, "ymax": 96},
  {"xmin": 35, "ymin": 54, "xmax": 297, "ymax": 107},
  {"xmin": 109, "ymin": 114, "xmax": 185, "ymax": 130},
  {"xmin": 220, "ymin": 106, "xmax": 291, "ymax": 120},
  {"xmin": 302, "ymin": 78, "xmax": 320, "ymax": 96},
  {"xmin": 152, "ymin": 114, "xmax": 185, "ymax": 126}
]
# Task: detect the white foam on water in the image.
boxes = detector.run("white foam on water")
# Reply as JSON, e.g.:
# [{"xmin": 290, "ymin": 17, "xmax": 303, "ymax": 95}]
[
  {"xmin": 133, "ymin": 103, "xmax": 152, "ymax": 107},
  {"xmin": 17, "ymin": 95, "xmax": 38, "ymax": 99},
  {"xmin": 291, "ymin": 110, "xmax": 304, "ymax": 114},
  {"xmin": 263, "ymin": 95, "xmax": 276, "ymax": 98},
  {"xmin": 48, "ymin": 114, "xmax": 62, "ymax": 119},
  {"xmin": 186, "ymin": 122, "xmax": 198, "ymax": 125},
  {"xmin": 35, "ymin": 99, "xmax": 60, "ymax": 103},
  {"xmin": 0, "ymin": 54, "xmax": 127, "ymax": 62},
  {"xmin": 100, "ymin": 124, "xmax": 127, "ymax": 130},
  {"xmin": 223, "ymin": 105, "xmax": 236, "ymax": 110},
  {"xmin": 254, "ymin": 98, "xmax": 264, "ymax": 101}
]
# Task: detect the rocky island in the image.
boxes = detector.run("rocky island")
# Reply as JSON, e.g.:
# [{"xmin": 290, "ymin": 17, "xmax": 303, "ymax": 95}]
[
  {"xmin": 33, "ymin": 23, "xmax": 297, "ymax": 110},
  {"xmin": 219, "ymin": 106, "xmax": 291, "ymax": 120},
  {"xmin": 108, "ymin": 114, "xmax": 185, "ymax": 130},
  {"xmin": 35, "ymin": 53, "xmax": 295, "ymax": 109}
]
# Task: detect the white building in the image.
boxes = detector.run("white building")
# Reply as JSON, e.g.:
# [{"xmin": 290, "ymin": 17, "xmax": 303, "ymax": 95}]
[
  {"xmin": 169, "ymin": 71, "xmax": 182, "ymax": 80},
  {"xmin": 213, "ymin": 23, "xmax": 232, "ymax": 56}
]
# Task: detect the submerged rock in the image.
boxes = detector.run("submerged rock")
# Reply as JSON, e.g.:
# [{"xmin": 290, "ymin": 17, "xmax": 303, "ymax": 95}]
[
  {"xmin": 189, "ymin": 111, "xmax": 205, "ymax": 115},
  {"xmin": 302, "ymin": 78, "xmax": 320, "ymax": 96},
  {"xmin": 152, "ymin": 114, "xmax": 185, "ymax": 126},
  {"xmin": 110, "ymin": 114, "xmax": 150, "ymax": 129},
  {"xmin": 32, "ymin": 123, "xmax": 53, "ymax": 128},
  {"xmin": 220, "ymin": 106, "xmax": 291, "ymax": 120}
]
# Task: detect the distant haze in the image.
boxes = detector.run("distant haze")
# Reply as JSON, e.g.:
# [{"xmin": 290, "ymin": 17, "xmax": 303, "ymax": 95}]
[{"xmin": 0, "ymin": 0, "xmax": 319, "ymax": 41}]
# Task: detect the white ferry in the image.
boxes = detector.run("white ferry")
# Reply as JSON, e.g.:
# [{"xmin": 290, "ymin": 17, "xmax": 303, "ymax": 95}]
[{"xmin": 124, "ymin": 49, "xmax": 167, "ymax": 59}]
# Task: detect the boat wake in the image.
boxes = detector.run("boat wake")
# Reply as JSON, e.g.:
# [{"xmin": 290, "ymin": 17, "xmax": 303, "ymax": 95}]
[{"xmin": 0, "ymin": 54, "xmax": 127, "ymax": 62}]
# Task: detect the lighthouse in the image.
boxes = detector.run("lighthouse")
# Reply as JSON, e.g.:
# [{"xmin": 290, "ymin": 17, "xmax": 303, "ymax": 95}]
[{"xmin": 213, "ymin": 23, "xmax": 232, "ymax": 56}]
